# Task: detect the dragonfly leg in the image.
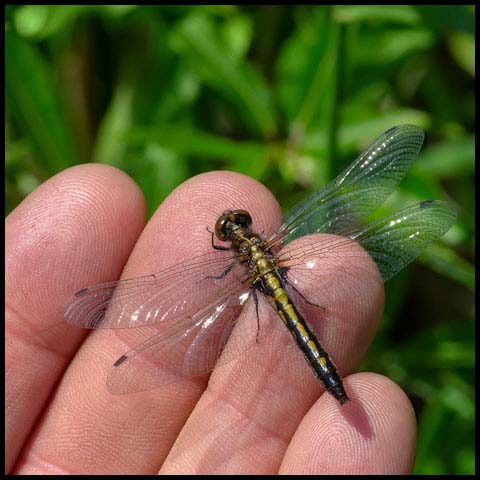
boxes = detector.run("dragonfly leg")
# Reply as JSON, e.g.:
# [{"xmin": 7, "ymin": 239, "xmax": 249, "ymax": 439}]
[
  {"xmin": 207, "ymin": 227, "xmax": 229, "ymax": 251},
  {"xmin": 251, "ymin": 287, "xmax": 261, "ymax": 343},
  {"xmin": 206, "ymin": 263, "xmax": 234, "ymax": 280},
  {"xmin": 279, "ymin": 267, "xmax": 325, "ymax": 311},
  {"xmin": 240, "ymin": 268, "xmax": 256, "ymax": 285}
]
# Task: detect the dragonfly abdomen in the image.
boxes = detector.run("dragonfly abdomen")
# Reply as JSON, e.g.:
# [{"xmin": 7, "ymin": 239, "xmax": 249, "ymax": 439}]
[{"xmin": 263, "ymin": 272, "xmax": 350, "ymax": 405}]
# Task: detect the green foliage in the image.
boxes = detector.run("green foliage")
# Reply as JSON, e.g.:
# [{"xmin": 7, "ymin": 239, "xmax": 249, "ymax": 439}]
[{"xmin": 5, "ymin": 5, "xmax": 474, "ymax": 474}]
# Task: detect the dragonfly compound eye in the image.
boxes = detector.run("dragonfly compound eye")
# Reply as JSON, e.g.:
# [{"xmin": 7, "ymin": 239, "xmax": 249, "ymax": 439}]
[{"xmin": 215, "ymin": 209, "xmax": 252, "ymax": 241}]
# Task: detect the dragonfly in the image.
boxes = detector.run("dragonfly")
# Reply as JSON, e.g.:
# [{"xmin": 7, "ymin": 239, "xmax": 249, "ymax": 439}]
[{"xmin": 64, "ymin": 124, "xmax": 457, "ymax": 405}]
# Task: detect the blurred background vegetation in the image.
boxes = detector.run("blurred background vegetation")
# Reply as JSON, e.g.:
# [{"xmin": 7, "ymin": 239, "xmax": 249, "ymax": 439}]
[{"xmin": 5, "ymin": 5, "xmax": 474, "ymax": 474}]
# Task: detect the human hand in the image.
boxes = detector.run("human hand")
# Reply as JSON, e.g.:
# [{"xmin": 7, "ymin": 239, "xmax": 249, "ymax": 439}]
[{"xmin": 6, "ymin": 164, "xmax": 416, "ymax": 474}]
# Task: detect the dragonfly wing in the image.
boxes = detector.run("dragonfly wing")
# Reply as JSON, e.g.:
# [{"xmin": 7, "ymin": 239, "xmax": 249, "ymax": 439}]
[
  {"xmin": 274, "ymin": 201, "xmax": 455, "ymax": 356},
  {"xmin": 279, "ymin": 200, "xmax": 456, "ymax": 291},
  {"xmin": 274, "ymin": 125, "xmax": 425, "ymax": 245},
  {"xmin": 64, "ymin": 249, "xmax": 246, "ymax": 329},
  {"xmin": 106, "ymin": 289, "xmax": 251, "ymax": 394},
  {"xmin": 279, "ymin": 234, "xmax": 383, "ymax": 319},
  {"xmin": 347, "ymin": 200, "xmax": 457, "ymax": 282}
]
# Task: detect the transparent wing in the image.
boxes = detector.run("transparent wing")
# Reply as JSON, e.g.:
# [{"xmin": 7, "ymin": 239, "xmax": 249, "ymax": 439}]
[
  {"xmin": 105, "ymin": 289, "xmax": 252, "ymax": 394},
  {"xmin": 269, "ymin": 200, "xmax": 456, "ymax": 359},
  {"xmin": 64, "ymin": 249, "xmax": 246, "ymax": 329},
  {"xmin": 273, "ymin": 124, "xmax": 425, "ymax": 246},
  {"xmin": 347, "ymin": 200, "xmax": 457, "ymax": 282},
  {"xmin": 279, "ymin": 200, "xmax": 457, "ymax": 285}
]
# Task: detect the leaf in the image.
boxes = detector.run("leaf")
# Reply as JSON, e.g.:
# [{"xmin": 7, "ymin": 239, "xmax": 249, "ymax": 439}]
[
  {"xmin": 13, "ymin": 5, "xmax": 86, "ymax": 38},
  {"xmin": 447, "ymin": 31, "xmax": 475, "ymax": 78},
  {"xmin": 169, "ymin": 13, "xmax": 276, "ymax": 138},
  {"xmin": 221, "ymin": 13, "xmax": 253, "ymax": 60},
  {"xmin": 126, "ymin": 145, "xmax": 188, "ymax": 219},
  {"xmin": 346, "ymin": 27, "xmax": 434, "ymax": 69},
  {"xmin": 419, "ymin": 243, "xmax": 474, "ymax": 291},
  {"xmin": 125, "ymin": 125, "xmax": 268, "ymax": 170},
  {"xmin": 414, "ymin": 5, "xmax": 474, "ymax": 36},
  {"xmin": 412, "ymin": 137, "xmax": 475, "ymax": 178},
  {"xmin": 92, "ymin": 83, "xmax": 134, "ymax": 166},
  {"xmin": 13, "ymin": 5, "xmax": 137, "ymax": 39},
  {"xmin": 5, "ymin": 30, "xmax": 79, "ymax": 174},
  {"xmin": 276, "ymin": 8, "xmax": 337, "ymax": 128},
  {"xmin": 302, "ymin": 109, "xmax": 431, "ymax": 153},
  {"xmin": 334, "ymin": 5, "xmax": 421, "ymax": 25}
]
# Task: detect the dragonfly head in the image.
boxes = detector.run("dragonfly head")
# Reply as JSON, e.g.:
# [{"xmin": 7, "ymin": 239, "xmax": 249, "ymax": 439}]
[{"xmin": 215, "ymin": 210, "xmax": 252, "ymax": 242}]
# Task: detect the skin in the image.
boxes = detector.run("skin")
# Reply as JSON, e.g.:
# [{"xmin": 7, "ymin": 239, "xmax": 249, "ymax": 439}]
[{"xmin": 6, "ymin": 164, "xmax": 417, "ymax": 474}]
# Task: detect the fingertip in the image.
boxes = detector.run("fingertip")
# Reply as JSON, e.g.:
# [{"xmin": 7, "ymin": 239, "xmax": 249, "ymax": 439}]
[
  {"xmin": 123, "ymin": 170, "xmax": 283, "ymax": 275},
  {"xmin": 157, "ymin": 170, "xmax": 282, "ymax": 236},
  {"xmin": 336, "ymin": 372, "xmax": 416, "ymax": 443},
  {"xmin": 281, "ymin": 372, "xmax": 416, "ymax": 474},
  {"xmin": 7, "ymin": 163, "xmax": 147, "ymax": 326}
]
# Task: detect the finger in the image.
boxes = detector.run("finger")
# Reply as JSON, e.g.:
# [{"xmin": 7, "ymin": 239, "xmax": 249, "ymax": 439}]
[
  {"xmin": 6, "ymin": 164, "xmax": 145, "ymax": 473},
  {"xmin": 160, "ymin": 234, "xmax": 384, "ymax": 473},
  {"xmin": 17, "ymin": 171, "xmax": 282, "ymax": 474},
  {"xmin": 280, "ymin": 373, "xmax": 416, "ymax": 474}
]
